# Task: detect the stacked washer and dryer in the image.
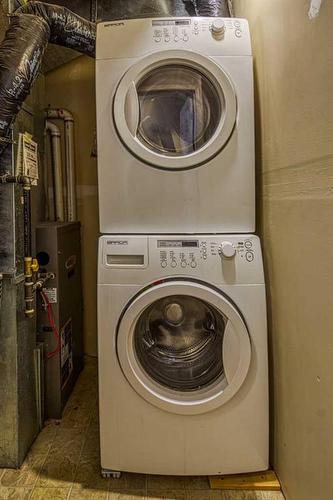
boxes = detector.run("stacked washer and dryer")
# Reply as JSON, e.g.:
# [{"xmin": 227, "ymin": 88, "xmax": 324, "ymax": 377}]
[{"xmin": 96, "ymin": 17, "xmax": 268, "ymax": 477}]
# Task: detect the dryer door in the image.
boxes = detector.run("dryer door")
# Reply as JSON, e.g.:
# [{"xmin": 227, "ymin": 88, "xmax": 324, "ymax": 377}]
[
  {"xmin": 117, "ymin": 280, "xmax": 251, "ymax": 415},
  {"xmin": 113, "ymin": 51, "xmax": 237, "ymax": 170}
]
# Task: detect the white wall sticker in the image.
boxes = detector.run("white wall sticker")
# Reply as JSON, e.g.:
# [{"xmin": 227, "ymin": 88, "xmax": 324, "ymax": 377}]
[{"xmin": 308, "ymin": 0, "xmax": 322, "ymax": 19}]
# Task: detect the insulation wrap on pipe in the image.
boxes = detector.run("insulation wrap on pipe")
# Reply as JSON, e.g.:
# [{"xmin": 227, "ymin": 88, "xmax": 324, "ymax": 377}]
[
  {"xmin": 97, "ymin": 1, "xmax": 231, "ymax": 19},
  {"xmin": 0, "ymin": 2, "xmax": 96, "ymax": 147},
  {"xmin": 0, "ymin": 14, "xmax": 50, "ymax": 141},
  {"xmin": 16, "ymin": 2, "xmax": 96, "ymax": 58},
  {"xmin": 194, "ymin": 0, "xmax": 231, "ymax": 16}
]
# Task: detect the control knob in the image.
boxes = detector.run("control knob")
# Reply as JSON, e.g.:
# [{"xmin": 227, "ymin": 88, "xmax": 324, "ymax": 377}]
[
  {"xmin": 211, "ymin": 20, "xmax": 225, "ymax": 39},
  {"xmin": 218, "ymin": 241, "xmax": 236, "ymax": 259}
]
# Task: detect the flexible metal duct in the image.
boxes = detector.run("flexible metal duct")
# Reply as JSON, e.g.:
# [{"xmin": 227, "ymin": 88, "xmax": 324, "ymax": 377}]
[
  {"xmin": 16, "ymin": 2, "xmax": 96, "ymax": 57},
  {"xmin": 0, "ymin": 14, "xmax": 50, "ymax": 144},
  {"xmin": 0, "ymin": 2, "xmax": 95, "ymax": 149},
  {"xmin": 97, "ymin": 0, "xmax": 196, "ymax": 20},
  {"xmin": 194, "ymin": 0, "xmax": 231, "ymax": 16},
  {"xmin": 97, "ymin": 0, "xmax": 230, "ymax": 20}
]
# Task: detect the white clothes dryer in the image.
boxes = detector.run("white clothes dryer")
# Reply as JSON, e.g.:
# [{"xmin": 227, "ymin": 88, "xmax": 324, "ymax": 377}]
[
  {"xmin": 98, "ymin": 234, "xmax": 268, "ymax": 476},
  {"xmin": 96, "ymin": 17, "xmax": 255, "ymax": 234}
]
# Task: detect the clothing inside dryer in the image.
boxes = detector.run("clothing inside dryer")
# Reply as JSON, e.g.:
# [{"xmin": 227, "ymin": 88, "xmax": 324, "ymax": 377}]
[
  {"xmin": 137, "ymin": 65, "xmax": 221, "ymax": 156},
  {"xmin": 134, "ymin": 295, "xmax": 225, "ymax": 391}
]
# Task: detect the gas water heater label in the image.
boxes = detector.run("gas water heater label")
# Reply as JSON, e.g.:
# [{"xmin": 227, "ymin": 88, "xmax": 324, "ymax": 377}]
[
  {"xmin": 61, "ymin": 318, "xmax": 73, "ymax": 389},
  {"xmin": 42, "ymin": 287, "xmax": 57, "ymax": 304}
]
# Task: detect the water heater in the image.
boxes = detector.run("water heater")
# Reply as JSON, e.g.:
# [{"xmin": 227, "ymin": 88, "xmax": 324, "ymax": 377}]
[{"xmin": 36, "ymin": 221, "xmax": 83, "ymax": 418}]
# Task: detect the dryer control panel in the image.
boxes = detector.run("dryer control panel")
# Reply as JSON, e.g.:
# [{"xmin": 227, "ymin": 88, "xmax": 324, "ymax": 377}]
[
  {"xmin": 151, "ymin": 18, "xmax": 246, "ymax": 44},
  {"xmin": 99, "ymin": 235, "xmax": 264, "ymax": 286},
  {"xmin": 96, "ymin": 17, "xmax": 252, "ymax": 59}
]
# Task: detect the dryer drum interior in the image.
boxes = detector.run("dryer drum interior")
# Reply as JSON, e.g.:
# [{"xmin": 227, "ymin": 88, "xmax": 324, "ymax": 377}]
[
  {"xmin": 136, "ymin": 65, "xmax": 222, "ymax": 156},
  {"xmin": 134, "ymin": 294, "xmax": 226, "ymax": 391}
]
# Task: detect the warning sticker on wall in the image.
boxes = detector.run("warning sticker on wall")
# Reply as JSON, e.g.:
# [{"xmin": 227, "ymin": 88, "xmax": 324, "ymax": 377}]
[
  {"xmin": 42, "ymin": 287, "xmax": 57, "ymax": 304},
  {"xmin": 16, "ymin": 132, "xmax": 39, "ymax": 185},
  {"xmin": 61, "ymin": 318, "xmax": 73, "ymax": 389}
]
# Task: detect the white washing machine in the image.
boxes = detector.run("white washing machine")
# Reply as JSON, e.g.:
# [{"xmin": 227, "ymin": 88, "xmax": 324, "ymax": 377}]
[
  {"xmin": 98, "ymin": 234, "xmax": 268, "ymax": 476},
  {"xmin": 96, "ymin": 17, "xmax": 255, "ymax": 234}
]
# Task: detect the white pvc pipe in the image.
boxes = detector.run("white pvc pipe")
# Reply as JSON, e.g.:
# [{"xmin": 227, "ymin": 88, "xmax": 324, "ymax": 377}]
[
  {"xmin": 46, "ymin": 109, "xmax": 77, "ymax": 221},
  {"xmin": 45, "ymin": 120, "xmax": 64, "ymax": 222}
]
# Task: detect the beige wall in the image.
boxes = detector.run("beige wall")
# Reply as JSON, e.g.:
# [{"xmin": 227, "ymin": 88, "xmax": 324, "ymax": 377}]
[
  {"xmin": 45, "ymin": 56, "xmax": 98, "ymax": 356},
  {"xmin": 233, "ymin": 1, "xmax": 333, "ymax": 499}
]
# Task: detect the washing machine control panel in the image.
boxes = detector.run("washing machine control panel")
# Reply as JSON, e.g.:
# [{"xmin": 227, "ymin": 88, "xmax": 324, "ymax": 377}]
[
  {"xmin": 156, "ymin": 237, "xmax": 258, "ymax": 268},
  {"xmin": 99, "ymin": 235, "xmax": 264, "ymax": 285},
  {"xmin": 158, "ymin": 239, "xmax": 200, "ymax": 270}
]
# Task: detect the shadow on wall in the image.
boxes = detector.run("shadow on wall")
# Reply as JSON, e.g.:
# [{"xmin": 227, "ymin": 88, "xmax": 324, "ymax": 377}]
[
  {"xmin": 45, "ymin": 56, "xmax": 98, "ymax": 357},
  {"xmin": 253, "ymin": 56, "xmax": 276, "ymax": 466}
]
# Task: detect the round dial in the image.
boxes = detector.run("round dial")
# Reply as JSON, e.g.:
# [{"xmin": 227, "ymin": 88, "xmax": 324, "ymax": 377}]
[
  {"xmin": 219, "ymin": 241, "xmax": 236, "ymax": 259},
  {"xmin": 211, "ymin": 20, "xmax": 226, "ymax": 39}
]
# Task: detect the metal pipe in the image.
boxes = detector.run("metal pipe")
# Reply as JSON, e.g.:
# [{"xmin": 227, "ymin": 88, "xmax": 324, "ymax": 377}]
[
  {"xmin": 43, "ymin": 130, "xmax": 50, "ymax": 220},
  {"xmin": 46, "ymin": 109, "xmax": 77, "ymax": 221},
  {"xmin": 0, "ymin": 173, "xmax": 30, "ymax": 185},
  {"xmin": 0, "ymin": 273, "xmax": 3, "ymax": 311},
  {"xmin": 33, "ymin": 272, "xmax": 55, "ymax": 291},
  {"xmin": 24, "ymin": 257, "xmax": 39, "ymax": 318},
  {"xmin": 45, "ymin": 120, "xmax": 64, "ymax": 222},
  {"xmin": 23, "ymin": 185, "xmax": 32, "ymax": 257}
]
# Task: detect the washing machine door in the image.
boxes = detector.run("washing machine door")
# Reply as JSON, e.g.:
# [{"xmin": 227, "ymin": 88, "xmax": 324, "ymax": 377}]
[
  {"xmin": 117, "ymin": 280, "xmax": 251, "ymax": 415},
  {"xmin": 113, "ymin": 51, "xmax": 237, "ymax": 170}
]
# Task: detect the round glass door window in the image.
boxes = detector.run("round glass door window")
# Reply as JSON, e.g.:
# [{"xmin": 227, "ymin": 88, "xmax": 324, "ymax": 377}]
[
  {"xmin": 134, "ymin": 294, "xmax": 225, "ymax": 392},
  {"xmin": 113, "ymin": 51, "xmax": 237, "ymax": 169},
  {"xmin": 136, "ymin": 65, "xmax": 221, "ymax": 157}
]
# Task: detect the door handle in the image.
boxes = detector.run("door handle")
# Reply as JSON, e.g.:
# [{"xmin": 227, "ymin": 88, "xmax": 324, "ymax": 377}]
[{"xmin": 124, "ymin": 81, "xmax": 140, "ymax": 137}]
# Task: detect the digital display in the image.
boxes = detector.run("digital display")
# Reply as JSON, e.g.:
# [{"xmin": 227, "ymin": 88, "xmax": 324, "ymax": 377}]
[
  {"xmin": 152, "ymin": 19, "xmax": 191, "ymax": 26},
  {"xmin": 158, "ymin": 240, "xmax": 199, "ymax": 248}
]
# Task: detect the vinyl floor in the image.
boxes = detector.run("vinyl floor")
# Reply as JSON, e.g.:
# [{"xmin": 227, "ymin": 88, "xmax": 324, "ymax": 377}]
[{"xmin": 0, "ymin": 357, "xmax": 285, "ymax": 500}]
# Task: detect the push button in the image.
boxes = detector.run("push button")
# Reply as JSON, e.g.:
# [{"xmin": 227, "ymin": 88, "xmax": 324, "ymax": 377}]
[{"xmin": 246, "ymin": 252, "xmax": 254, "ymax": 262}]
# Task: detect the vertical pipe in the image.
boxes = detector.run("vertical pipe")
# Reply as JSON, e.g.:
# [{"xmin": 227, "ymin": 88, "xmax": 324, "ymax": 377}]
[
  {"xmin": 23, "ymin": 185, "xmax": 32, "ymax": 257},
  {"xmin": 46, "ymin": 109, "xmax": 77, "ymax": 221},
  {"xmin": 51, "ymin": 132, "xmax": 64, "ymax": 222},
  {"xmin": 0, "ymin": 273, "xmax": 3, "ymax": 311},
  {"xmin": 45, "ymin": 120, "xmax": 64, "ymax": 222},
  {"xmin": 64, "ymin": 119, "xmax": 77, "ymax": 221},
  {"xmin": 43, "ymin": 130, "xmax": 50, "ymax": 220}
]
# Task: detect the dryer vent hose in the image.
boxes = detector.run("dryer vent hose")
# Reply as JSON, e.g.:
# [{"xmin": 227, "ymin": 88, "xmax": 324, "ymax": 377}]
[
  {"xmin": 0, "ymin": 1, "xmax": 96, "ymax": 149},
  {"xmin": 194, "ymin": 0, "xmax": 231, "ymax": 17}
]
